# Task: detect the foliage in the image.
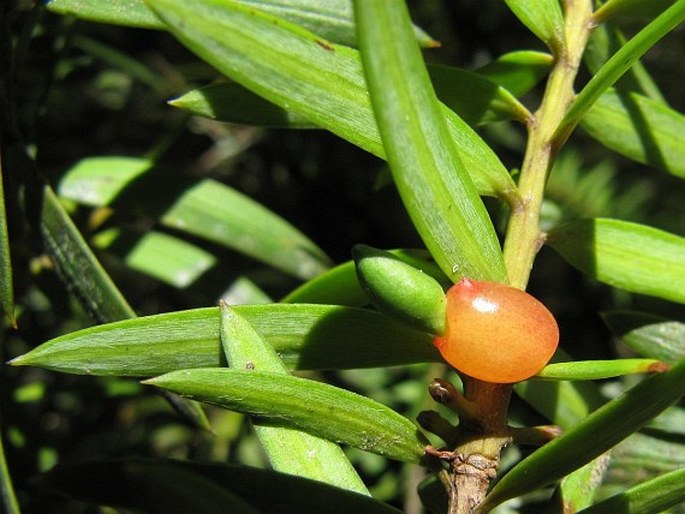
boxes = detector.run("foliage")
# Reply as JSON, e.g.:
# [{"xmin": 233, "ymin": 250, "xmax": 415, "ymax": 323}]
[{"xmin": 1, "ymin": 1, "xmax": 684, "ymax": 513}]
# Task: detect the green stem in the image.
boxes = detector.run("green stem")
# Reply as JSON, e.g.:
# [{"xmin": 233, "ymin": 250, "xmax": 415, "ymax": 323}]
[
  {"xmin": 503, "ymin": 0, "xmax": 594, "ymax": 290},
  {"xmin": 445, "ymin": 3, "xmax": 595, "ymax": 513}
]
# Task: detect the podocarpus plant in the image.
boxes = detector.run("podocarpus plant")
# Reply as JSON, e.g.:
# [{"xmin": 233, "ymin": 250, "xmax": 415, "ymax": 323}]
[{"xmin": 1, "ymin": 1, "xmax": 685, "ymax": 513}]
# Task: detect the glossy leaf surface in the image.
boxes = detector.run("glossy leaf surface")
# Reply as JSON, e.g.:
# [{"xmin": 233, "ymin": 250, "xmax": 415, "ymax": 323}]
[
  {"xmin": 145, "ymin": 368, "xmax": 428, "ymax": 463},
  {"xmin": 35, "ymin": 184, "xmax": 135, "ymax": 322},
  {"xmin": 0, "ymin": 159, "xmax": 14, "ymax": 327},
  {"xmin": 146, "ymin": 0, "xmax": 515, "ymax": 200},
  {"xmin": 503, "ymin": 0, "xmax": 564, "ymax": 51},
  {"xmin": 476, "ymin": 50, "xmax": 552, "ymax": 97},
  {"xmin": 557, "ymin": 0, "xmax": 685, "ymax": 142},
  {"xmin": 548, "ymin": 218, "xmax": 685, "ymax": 304},
  {"xmin": 174, "ymin": 64, "xmax": 531, "ymax": 128},
  {"xmin": 602, "ymin": 312, "xmax": 685, "ymax": 364},
  {"xmin": 581, "ymin": 88, "xmax": 685, "ymax": 177},
  {"xmin": 95, "ymin": 229, "xmax": 216, "ymax": 289},
  {"xmin": 219, "ymin": 304, "xmax": 368, "ymax": 494},
  {"xmin": 354, "ymin": 0, "xmax": 508, "ymax": 283},
  {"xmin": 536, "ymin": 358, "xmax": 667, "ymax": 380},
  {"xmin": 482, "ymin": 356, "xmax": 685, "ymax": 510},
  {"xmin": 45, "ymin": 0, "xmax": 436, "ymax": 47},
  {"xmin": 282, "ymin": 249, "xmax": 449, "ymax": 306},
  {"xmin": 58, "ymin": 157, "xmax": 331, "ymax": 280},
  {"xmin": 10, "ymin": 305, "xmax": 440, "ymax": 375},
  {"xmin": 578, "ymin": 467, "xmax": 685, "ymax": 514}
]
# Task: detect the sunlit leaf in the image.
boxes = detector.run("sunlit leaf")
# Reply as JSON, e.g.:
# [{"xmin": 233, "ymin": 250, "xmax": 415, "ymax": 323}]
[
  {"xmin": 548, "ymin": 218, "xmax": 685, "ymax": 304},
  {"xmin": 219, "ymin": 304, "xmax": 369, "ymax": 494},
  {"xmin": 581, "ymin": 88, "xmax": 685, "ymax": 177},
  {"xmin": 557, "ymin": 0, "xmax": 685, "ymax": 144},
  {"xmin": 354, "ymin": 0, "xmax": 508, "ymax": 283},
  {"xmin": 503, "ymin": 0, "xmax": 564, "ymax": 51},
  {"xmin": 45, "ymin": 0, "xmax": 162, "ymax": 28},
  {"xmin": 578, "ymin": 468, "xmax": 685, "ymax": 514},
  {"xmin": 476, "ymin": 50, "xmax": 553, "ymax": 97},
  {"xmin": 94, "ymin": 229, "xmax": 217, "ymax": 289},
  {"xmin": 45, "ymin": 0, "xmax": 436, "ymax": 47},
  {"xmin": 601, "ymin": 311, "xmax": 685, "ymax": 364},
  {"xmin": 175, "ymin": 64, "xmax": 532, "ymax": 128},
  {"xmin": 481, "ymin": 356, "xmax": 685, "ymax": 510},
  {"xmin": 10, "ymin": 305, "xmax": 440, "ymax": 375},
  {"xmin": 0, "ymin": 158, "xmax": 15, "ymax": 327},
  {"xmin": 34, "ymin": 183, "xmax": 135, "ymax": 322},
  {"xmin": 536, "ymin": 358, "xmax": 668, "ymax": 381},
  {"xmin": 59, "ymin": 158, "xmax": 331, "ymax": 280},
  {"xmin": 147, "ymin": 0, "xmax": 516, "ymax": 200},
  {"xmin": 145, "ymin": 368, "xmax": 428, "ymax": 463},
  {"xmin": 594, "ymin": 0, "xmax": 678, "ymax": 22}
]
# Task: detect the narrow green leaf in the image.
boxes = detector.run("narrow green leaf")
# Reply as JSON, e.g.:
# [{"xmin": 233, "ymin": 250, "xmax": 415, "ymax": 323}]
[
  {"xmin": 147, "ymin": 0, "xmax": 516, "ymax": 200},
  {"xmin": 45, "ymin": 0, "xmax": 436, "ymax": 47},
  {"xmin": 608, "ymin": 431, "xmax": 685, "ymax": 483},
  {"xmin": 601, "ymin": 311, "xmax": 685, "ymax": 364},
  {"xmin": 594, "ymin": 0, "xmax": 678, "ymax": 22},
  {"xmin": 481, "ymin": 356, "xmax": 685, "ymax": 510},
  {"xmin": 352, "ymin": 245, "xmax": 446, "ymax": 334},
  {"xmin": 281, "ymin": 260, "xmax": 365, "ymax": 305},
  {"xmin": 145, "ymin": 368, "xmax": 428, "ymax": 463},
  {"xmin": 34, "ymin": 183, "xmax": 135, "ymax": 322},
  {"xmin": 219, "ymin": 304, "xmax": 369, "ymax": 495},
  {"xmin": 0, "ymin": 157, "xmax": 15, "ymax": 327},
  {"xmin": 547, "ymin": 218, "xmax": 685, "ymax": 304},
  {"xmin": 581, "ymin": 88, "xmax": 685, "ymax": 177},
  {"xmin": 10, "ymin": 305, "xmax": 440, "ymax": 375},
  {"xmin": 58, "ymin": 158, "xmax": 332, "ymax": 280},
  {"xmin": 222, "ymin": 277, "xmax": 272, "ymax": 305},
  {"xmin": 557, "ymin": 0, "xmax": 685, "ymax": 143},
  {"xmin": 556, "ymin": 455, "xmax": 611, "ymax": 513},
  {"xmin": 354, "ymin": 0, "xmax": 507, "ymax": 283},
  {"xmin": 161, "ymin": 179, "xmax": 331, "ymax": 280},
  {"xmin": 0, "ymin": 418, "xmax": 20, "ymax": 514},
  {"xmin": 578, "ymin": 468, "xmax": 685, "ymax": 514},
  {"xmin": 585, "ymin": 22, "xmax": 666, "ymax": 103},
  {"xmin": 174, "ymin": 64, "xmax": 532, "ymax": 128},
  {"xmin": 45, "ymin": 0, "xmax": 162, "ymax": 28},
  {"xmin": 237, "ymin": 0, "xmax": 438, "ymax": 48},
  {"xmin": 171, "ymin": 82, "xmax": 315, "ymax": 128},
  {"xmin": 32, "ymin": 182, "xmax": 211, "ymax": 430},
  {"xmin": 94, "ymin": 229, "xmax": 217, "ymax": 289},
  {"xmin": 514, "ymin": 376, "xmax": 605, "ymax": 431},
  {"xmin": 535, "ymin": 359, "xmax": 668, "ymax": 381},
  {"xmin": 476, "ymin": 50, "xmax": 553, "ymax": 97},
  {"xmin": 41, "ymin": 458, "xmax": 403, "ymax": 514},
  {"xmin": 281, "ymin": 248, "xmax": 449, "ymax": 306},
  {"xmin": 58, "ymin": 156, "xmax": 152, "ymax": 206},
  {"xmin": 427, "ymin": 64, "xmax": 531, "ymax": 125},
  {"xmin": 502, "ymin": 0, "xmax": 564, "ymax": 51}
]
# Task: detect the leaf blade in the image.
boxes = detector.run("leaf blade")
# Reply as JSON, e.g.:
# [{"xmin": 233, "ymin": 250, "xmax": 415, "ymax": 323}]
[
  {"xmin": 580, "ymin": 88, "xmax": 685, "ymax": 177},
  {"xmin": 482, "ymin": 356, "xmax": 685, "ymax": 510},
  {"xmin": 147, "ymin": 0, "xmax": 516, "ymax": 199},
  {"xmin": 557, "ymin": 0, "xmax": 685, "ymax": 142},
  {"xmin": 219, "ymin": 304, "xmax": 369, "ymax": 495},
  {"xmin": 10, "ymin": 305, "xmax": 440, "ymax": 375},
  {"xmin": 353, "ymin": 0, "xmax": 507, "ymax": 282},
  {"xmin": 145, "ymin": 368, "xmax": 429, "ymax": 463},
  {"xmin": 547, "ymin": 218, "xmax": 685, "ymax": 304}
]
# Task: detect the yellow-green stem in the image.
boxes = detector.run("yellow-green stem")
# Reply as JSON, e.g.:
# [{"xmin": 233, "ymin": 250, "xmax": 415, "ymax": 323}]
[
  {"xmin": 503, "ymin": 1, "xmax": 594, "ymax": 289},
  {"xmin": 446, "ymin": 3, "xmax": 595, "ymax": 513}
]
